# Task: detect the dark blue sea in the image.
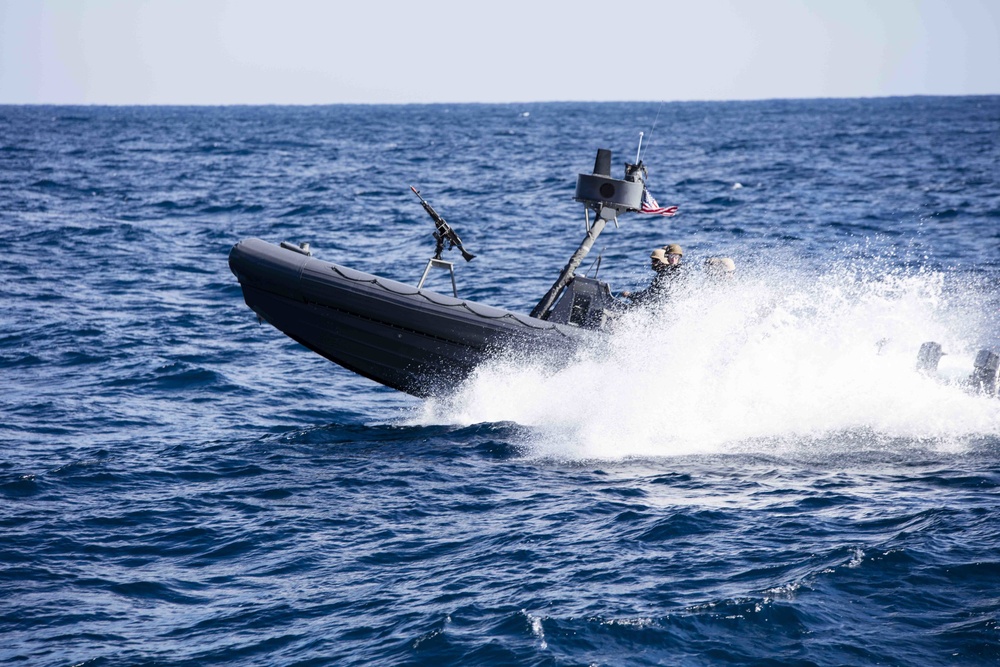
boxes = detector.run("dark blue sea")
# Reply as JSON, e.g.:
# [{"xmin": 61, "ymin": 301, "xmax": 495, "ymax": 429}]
[{"xmin": 2, "ymin": 98, "xmax": 1000, "ymax": 666}]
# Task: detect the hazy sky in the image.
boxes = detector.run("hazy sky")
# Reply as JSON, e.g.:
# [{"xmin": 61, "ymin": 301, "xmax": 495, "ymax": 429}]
[{"xmin": 1, "ymin": 0, "xmax": 998, "ymax": 104}]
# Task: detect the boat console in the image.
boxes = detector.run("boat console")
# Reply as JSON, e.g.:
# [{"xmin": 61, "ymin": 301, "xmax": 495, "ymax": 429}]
[{"xmin": 544, "ymin": 276, "xmax": 618, "ymax": 329}]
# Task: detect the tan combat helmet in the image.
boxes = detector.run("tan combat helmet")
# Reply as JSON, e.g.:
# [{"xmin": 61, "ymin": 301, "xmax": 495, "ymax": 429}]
[
  {"xmin": 704, "ymin": 256, "xmax": 736, "ymax": 277},
  {"xmin": 664, "ymin": 243, "xmax": 684, "ymax": 256}
]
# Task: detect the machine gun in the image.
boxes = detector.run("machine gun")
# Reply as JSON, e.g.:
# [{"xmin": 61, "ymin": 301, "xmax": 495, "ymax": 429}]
[{"xmin": 410, "ymin": 186, "xmax": 475, "ymax": 262}]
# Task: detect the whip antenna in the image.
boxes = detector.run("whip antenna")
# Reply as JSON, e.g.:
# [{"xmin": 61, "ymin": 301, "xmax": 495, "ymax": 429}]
[{"xmin": 640, "ymin": 101, "xmax": 664, "ymax": 163}]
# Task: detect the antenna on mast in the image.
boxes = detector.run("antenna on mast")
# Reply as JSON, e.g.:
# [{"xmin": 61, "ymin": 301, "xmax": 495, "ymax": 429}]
[
  {"xmin": 635, "ymin": 132, "xmax": 643, "ymax": 165},
  {"xmin": 641, "ymin": 101, "xmax": 664, "ymax": 163}
]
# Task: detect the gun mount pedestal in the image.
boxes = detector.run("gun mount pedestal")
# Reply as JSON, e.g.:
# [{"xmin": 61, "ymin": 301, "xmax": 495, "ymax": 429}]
[{"xmin": 417, "ymin": 258, "xmax": 458, "ymax": 297}]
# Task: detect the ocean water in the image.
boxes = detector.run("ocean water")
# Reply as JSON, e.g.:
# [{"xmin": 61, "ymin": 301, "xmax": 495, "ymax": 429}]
[{"xmin": 2, "ymin": 98, "xmax": 1000, "ymax": 666}]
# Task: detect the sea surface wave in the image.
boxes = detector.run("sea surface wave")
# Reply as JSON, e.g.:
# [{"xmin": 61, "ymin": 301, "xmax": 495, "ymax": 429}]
[{"xmin": 2, "ymin": 99, "xmax": 1000, "ymax": 666}]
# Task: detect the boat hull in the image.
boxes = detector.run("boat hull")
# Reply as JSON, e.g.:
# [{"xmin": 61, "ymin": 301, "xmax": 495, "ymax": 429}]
[{"xmin": 229, "ymin": 239, "xmax": 582, "ymax": 396}]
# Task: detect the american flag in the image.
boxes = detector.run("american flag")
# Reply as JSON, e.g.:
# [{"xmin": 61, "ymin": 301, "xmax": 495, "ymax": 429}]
[{"xmin": 640, "ymin": 188, "xmax": 679, "ymax": 216}]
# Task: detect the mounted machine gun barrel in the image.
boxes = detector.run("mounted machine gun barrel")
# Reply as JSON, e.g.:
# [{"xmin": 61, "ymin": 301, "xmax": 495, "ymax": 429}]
[{"xmin": 410, "ymin": 186, "xmax": 475, "ymax": 262}]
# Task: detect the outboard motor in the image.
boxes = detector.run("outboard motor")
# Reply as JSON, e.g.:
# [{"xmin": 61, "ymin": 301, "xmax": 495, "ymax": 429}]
[
  {"xmin": 916, "ymin": 341, "xmax": 945, "ymax": 374},
  {"xmin": 968, "ymin": 349, "xmax": 999, "ymax": 396}
]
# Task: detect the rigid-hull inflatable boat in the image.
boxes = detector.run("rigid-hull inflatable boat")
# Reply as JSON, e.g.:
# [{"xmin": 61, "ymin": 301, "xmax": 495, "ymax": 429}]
[{"xmin": 230, "ymin": 148, "xmax": 651, "ymax": 397}]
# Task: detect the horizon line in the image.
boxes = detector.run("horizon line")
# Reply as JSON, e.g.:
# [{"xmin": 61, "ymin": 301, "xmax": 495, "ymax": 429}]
[{"xmin": 2, "ymin": 92, "xmax": 999, "ymax": 108}]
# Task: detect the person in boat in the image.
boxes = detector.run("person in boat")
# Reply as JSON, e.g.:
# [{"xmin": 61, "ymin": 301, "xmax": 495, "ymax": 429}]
[
  {"xmin": 704, "ymin": 256, "xmax": 736, "ymax": 281},
  {"xmin": 621, "ymin": 243, "xmax": 686, "ymax": 306}
]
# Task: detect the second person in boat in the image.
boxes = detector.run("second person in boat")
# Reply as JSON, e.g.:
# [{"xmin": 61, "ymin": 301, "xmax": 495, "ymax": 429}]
[{"xmin": 620, "ymin": 243, "xmax": 686, "ymax": 306}]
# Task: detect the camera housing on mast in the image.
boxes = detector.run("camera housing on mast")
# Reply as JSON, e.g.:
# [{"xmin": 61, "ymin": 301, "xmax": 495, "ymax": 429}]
[{"xmin": 574, "ymin": 148, "xmax": 646, "ymax": 226}]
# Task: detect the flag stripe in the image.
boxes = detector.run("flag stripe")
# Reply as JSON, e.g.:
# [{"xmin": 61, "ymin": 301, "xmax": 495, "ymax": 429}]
[{"xmin": 640, "ymin": 187, "xmax": 678, "ymax": 216}]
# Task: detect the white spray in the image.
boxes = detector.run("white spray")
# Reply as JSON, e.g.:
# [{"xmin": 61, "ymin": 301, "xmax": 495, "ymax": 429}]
[{"xmin": 412, "ymin": 259, "xmax": 1000, "ymax": 459}]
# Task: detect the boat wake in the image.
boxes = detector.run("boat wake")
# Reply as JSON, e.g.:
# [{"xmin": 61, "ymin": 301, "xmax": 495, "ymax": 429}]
[{"xmin": 412, "ymin": 258, "xmax": 1000, "ymax": 459}]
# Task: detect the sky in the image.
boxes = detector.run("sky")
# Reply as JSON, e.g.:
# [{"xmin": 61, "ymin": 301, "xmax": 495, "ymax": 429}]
[{"xmin": 1, "ymin": 0, "xmax": 998, "ymax": 104}]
